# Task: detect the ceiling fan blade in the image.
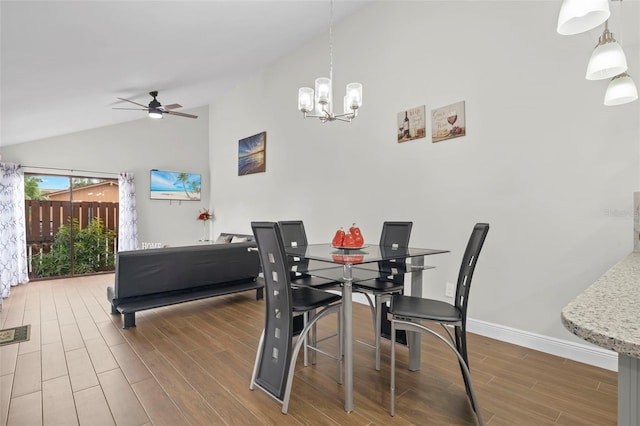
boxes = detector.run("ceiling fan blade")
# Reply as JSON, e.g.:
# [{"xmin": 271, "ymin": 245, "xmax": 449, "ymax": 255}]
[
  {"xmin": 112, "ymin": 107, "xmax": 147, "ymax": 111},
  {"xmin": 117, "ymin": 97, "xmax": 148, "ymax": 108},
  {"xmin": 161, "ymin": 103, "xmax": 182, "ymax": 110},
  {"xmin": 165, "ymin": 110, "xmax": 198, "ymax": 119}
]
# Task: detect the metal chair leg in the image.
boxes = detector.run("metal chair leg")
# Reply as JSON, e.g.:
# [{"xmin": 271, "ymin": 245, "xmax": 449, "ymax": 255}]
[
  {"xmin": 390, "ymin": 319, "xmax": 396, "ymax": 417},
  {"xmin": 281, "ymin": 304, "xmax": 341, "ymax": 414},
  {"xmin": 311, "ymin": 308, "xmax": 317, "ymax": 365},
  {"xmin": 390, "ymin": 319, "xmax": 484, "ymax": 426},
  {"xmin": 249, "ymin": 330, "xmax": 265, "ymax": 391},
  {"xmin": 337, "ymin": 304, "xmax": 343, "ymax": 384},
  {"xmin": 375, "ymin": 295, "xmax": 384, "ymax": 371},
  {"xmin": 303, "ymin": 312, "xmax": 309, "ymax": 367}
]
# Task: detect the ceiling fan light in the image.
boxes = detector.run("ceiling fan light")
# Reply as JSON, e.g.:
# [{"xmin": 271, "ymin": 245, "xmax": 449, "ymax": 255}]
[
  {"xmin": 604, "ymin": 73, "xmax": 638, "ymax": 106},
  {"xmin": 557, "ymin": 0, "xmax": 610, "ymax": 35},
  {"xmin": 148, "ymin": 109, "xmax": 163, "ymax": 119},
  {"xmin": 586, "ymin": 34, "xmax": 628, "ymax": 81}
]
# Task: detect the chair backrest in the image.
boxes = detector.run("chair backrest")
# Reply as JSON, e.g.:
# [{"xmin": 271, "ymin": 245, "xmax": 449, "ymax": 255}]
[
  {"xmin": 379, "ymin": 222, "xmax": 413, "ymax": 247},
  {"xmin": 378, "ymin": 222, "xmax": 413, "ymax": 279},
  {"xmin": 278, "ymin": 220, "xmax": 311, "ymax": 277},
  {"xmin": 278, "ymin": 220, "xmax": 308, "ymax": 247},
  {"xmin": 251, "ymin": 221, "xmax": 294, "ymax": 400},
  {"xmin": 455, "ymin": 223, "xmax": 490, "ymax": 321}
]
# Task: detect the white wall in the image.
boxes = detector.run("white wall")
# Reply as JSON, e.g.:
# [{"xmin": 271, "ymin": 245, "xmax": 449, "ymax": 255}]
[
  {"xmin": 1, "ymin": 106, "xmax": 211, "ymax": 247},
  {"xmin": 209, "ymin": 0, "xmax": 640, "ymax": 345}
]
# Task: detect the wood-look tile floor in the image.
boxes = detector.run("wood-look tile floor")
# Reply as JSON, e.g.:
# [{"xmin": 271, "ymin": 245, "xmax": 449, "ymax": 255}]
[{"xmin": 0, "ymin": 274, "xmax": 616, "ymax": 425}]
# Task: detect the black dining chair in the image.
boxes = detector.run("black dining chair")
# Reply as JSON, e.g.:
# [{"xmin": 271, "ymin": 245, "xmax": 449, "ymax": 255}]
[
  {"xmin": 278, "ymin": 220, "xmax": 345, "ymax": 365},
  {"xmin": 389, "ymin": 223, "xmax": 489, "ymax": 425},
  {"xmin": 352, "ymin": 221, "xmax": 413, "ymax": 370},
  {"xmin": 278, "ymin": 220, "xmax": 342, "ymax": 290},
  {"xmin": 249, "ymin": 222, "xmax": 342, "ymax": 414}
]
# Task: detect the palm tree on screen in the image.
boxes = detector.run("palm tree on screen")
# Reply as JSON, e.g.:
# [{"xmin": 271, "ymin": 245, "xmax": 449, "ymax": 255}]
[{"xmin": 175, "ymin": 173, "xmax": 197, "ymax": 200}]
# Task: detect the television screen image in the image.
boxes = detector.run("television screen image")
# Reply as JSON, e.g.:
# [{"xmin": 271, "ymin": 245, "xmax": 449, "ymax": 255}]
[{"xmin": 150, "ymin": 170, "xmax": 201, "ymax": 201}]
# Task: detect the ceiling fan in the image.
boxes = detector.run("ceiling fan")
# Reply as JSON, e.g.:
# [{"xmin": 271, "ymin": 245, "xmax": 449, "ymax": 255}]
[{"xmin": 113, "ymin": 91, "xmax": 198, "ymax": 119}]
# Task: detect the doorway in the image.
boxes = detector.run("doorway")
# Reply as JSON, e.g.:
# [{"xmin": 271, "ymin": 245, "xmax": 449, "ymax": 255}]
[{"xmin": 25, "ymin": 174, "xmax": 119, "ymax": 279}]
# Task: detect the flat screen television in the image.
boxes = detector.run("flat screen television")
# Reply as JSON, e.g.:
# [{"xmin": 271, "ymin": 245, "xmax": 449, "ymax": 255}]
[{"xmin": 150, "ymin": 169, "xmax": 202, "ymax": 201}]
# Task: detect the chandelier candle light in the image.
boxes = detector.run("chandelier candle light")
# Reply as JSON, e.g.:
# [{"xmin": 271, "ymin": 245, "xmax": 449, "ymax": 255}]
[{"xmin": 297, "ymin": 0, "xmax": 362, "ymax": 123}]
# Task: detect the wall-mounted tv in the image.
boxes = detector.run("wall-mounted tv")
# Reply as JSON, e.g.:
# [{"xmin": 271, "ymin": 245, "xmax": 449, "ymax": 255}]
[{"xmin": 150, "ymin": 169, "xmax": 201, "ymax": 201}]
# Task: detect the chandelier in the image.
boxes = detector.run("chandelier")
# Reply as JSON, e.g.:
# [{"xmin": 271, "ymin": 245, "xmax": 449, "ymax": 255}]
[{"xmin": 297, "ymin": 0, "xmax": 362, "ymax": 123}]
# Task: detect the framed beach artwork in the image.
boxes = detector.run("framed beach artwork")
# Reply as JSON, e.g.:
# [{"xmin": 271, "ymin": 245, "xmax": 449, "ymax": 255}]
[
  {"xmin": 150, "ymin": 170, "xmax": 202, "ymax": 201},
  {"xmin": 397, "ymin": 106, "xmax": 426, "ymax": 143},
  {"xmin": 431, "ymin": 100, "xmax": 466, "ymax": 143},
  {"xmin": 238, "ymin": 131, "xmax": 266, "ymax": 176}
]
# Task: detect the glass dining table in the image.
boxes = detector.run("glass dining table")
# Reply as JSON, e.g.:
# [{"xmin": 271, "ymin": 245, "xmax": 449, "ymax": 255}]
[{"xmin": 284, "ymin": 243, "xmax": 449, "ymax": 413}]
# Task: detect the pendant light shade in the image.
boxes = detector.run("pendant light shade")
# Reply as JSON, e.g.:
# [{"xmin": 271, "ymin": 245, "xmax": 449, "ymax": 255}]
[
  {"xmin": 585, "ymin": 23, "xmax": 627, "ymax": 81},
  {"xmin": 604, "ymin": 73, "xmax": 638, "ymax": 106},
  {"xmin": 557, "ymin": 0, "xmax": 610, "ymax": 35}
]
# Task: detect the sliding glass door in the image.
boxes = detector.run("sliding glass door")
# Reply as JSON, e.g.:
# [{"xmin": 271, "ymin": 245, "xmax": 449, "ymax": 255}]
[{"xmin": 25, "ymin": 174, "xmax": 119, "ymax": 279}]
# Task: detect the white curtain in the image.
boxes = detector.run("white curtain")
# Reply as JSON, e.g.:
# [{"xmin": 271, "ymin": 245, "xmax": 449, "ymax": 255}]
[
  {"xmin": 118, "ymin": 172, "xmax": 138, "ymax": 251},
  {"xmin": 0, "ymin": 163, "xmax": 29, "ymax": 299}
]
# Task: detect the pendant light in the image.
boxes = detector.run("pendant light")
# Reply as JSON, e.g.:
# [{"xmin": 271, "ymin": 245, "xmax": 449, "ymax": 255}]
[
  {"xmin": 557, "ymin": 0, "xmax": 610, "ymax": 35},
  {"xmin": 604, "ymin": 72, "xmax": 638, "ymax": 106},
  {"xmin": 585, "ymin": 21, "xmax": 627, "ymax": 81}
]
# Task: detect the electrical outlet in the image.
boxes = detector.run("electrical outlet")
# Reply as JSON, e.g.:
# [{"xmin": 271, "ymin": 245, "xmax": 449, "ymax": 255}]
[{"xmin": 445, "ymin": 282, "xmax": 455, "ymax": 298}]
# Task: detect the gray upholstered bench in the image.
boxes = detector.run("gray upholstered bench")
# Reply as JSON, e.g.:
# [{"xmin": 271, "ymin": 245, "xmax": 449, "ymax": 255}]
[{"xmin": 107, "ymin": 240, "xmax": 263, "ymax": 328}]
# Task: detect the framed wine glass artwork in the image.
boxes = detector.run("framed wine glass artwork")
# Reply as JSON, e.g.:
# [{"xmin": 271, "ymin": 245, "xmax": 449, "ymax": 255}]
[
  {"xmin": 431, "ymin": 100, "xmax": 466, "ymax": 143},
  {"xmin": 397, "ymin": 106, "xmax": 426, "ymax": 143}
]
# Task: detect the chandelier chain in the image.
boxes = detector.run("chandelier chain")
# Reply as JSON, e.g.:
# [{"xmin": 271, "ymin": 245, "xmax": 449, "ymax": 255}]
[{"xmin": 329, "ymin": 0, "xmax": 334, "ymax": 83}]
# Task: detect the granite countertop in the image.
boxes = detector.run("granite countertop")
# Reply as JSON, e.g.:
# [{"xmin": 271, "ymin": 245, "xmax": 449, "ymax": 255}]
[{"xmin": 562, "ymin": 252, "xmax": 640, "ymax": 359}]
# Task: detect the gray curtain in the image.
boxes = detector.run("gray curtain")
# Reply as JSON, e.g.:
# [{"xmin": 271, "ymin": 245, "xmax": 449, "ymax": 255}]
[
  {"xmin": 0, "ymin": 163, "xmax": 29, "ymax": 299},
  {"xmin": 118, "ymin": 172, "xmax": 138, "ymax": 251}
]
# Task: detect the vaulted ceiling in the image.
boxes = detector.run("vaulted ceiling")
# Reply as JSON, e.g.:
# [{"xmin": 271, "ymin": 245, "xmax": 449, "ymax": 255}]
[{"xmin": 0, "ymin": 0, "xmax": 366, "ymax": 146}]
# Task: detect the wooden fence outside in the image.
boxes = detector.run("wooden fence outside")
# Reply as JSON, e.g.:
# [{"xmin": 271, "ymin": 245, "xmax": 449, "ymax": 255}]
[
  {"xmin": 25, "ymin": 200, "xmax": 119, "ymax": 243},
  {"xmin": 25, "ymin": 200, "xmax": 119, "ymax": 277}
]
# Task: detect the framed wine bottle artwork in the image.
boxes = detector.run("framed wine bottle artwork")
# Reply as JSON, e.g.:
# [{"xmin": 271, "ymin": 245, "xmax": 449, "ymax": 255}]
[
  {"xmin": 397, "ymin": 106, "xmax": 426, "ymax": 143},
  {"xmin": 431, "ymin": 100, "xmax": 466, "ymax": 143}
]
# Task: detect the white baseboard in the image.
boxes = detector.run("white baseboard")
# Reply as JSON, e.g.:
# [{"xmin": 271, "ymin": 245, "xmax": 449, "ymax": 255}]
[
  {"xmin": 352, "ymin": 296, "xmax": 618, "ymax": 372},
  {"xmin": 467, "ymin": 318, "xmax": 618, "ymax": 371}
]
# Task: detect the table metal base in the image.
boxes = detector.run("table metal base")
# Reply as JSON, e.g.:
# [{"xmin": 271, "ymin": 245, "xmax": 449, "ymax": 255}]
[{"xmin": 618, "ymin": 354, "xmax": 640, "ymax": 426}]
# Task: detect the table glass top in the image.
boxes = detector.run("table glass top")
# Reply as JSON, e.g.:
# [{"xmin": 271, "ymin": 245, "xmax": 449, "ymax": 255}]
[{"xmin": 285, "ymin": 243, "xmax": 449, "ymax": 265}]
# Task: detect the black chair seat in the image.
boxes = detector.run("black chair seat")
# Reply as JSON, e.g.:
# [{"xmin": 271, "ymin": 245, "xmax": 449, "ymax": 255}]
[
  {"xmin": 292, "ymin": 287, "xmax": 341, "ymax": 312},
  {"xmin": 354, "ymin": 277, "xmax": 404, "ymax": 294},
  {"xmin": 390, "ymin": 294, "xmax": 462, "ymax": 323}
]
